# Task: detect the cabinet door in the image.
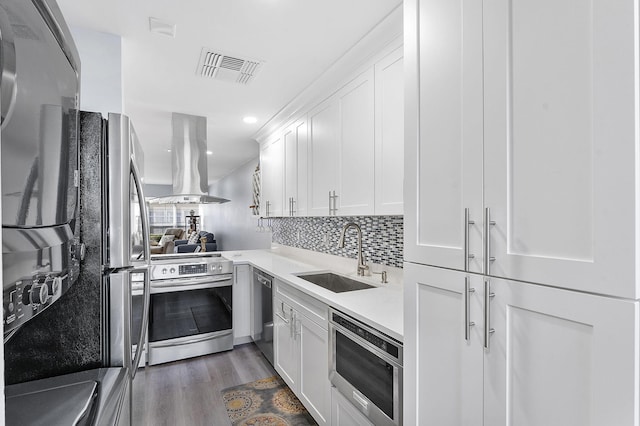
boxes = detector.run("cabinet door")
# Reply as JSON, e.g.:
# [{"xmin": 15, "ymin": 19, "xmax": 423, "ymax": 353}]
[
  {"xmin": 337, "ymin": 69, "xmax": 375, "ymax": 215},
  {"xmin": 484, "ymin": 277, "xmax": 639, "ymax": 426},
  {"xmin": 403, "ymin": 262, "xmax": 483, "ymax": 426},
  {"xmin": 273, "ymin": 297, "xmax": 298, "ymax": 392},
  {"xmin": 308, "ymin": 99, "xmax": 339, "ymax": 216},
  {"xmin": 331, "ymin": 386, "xmax": 374, "ymax": 426},
  {"xmin": 298, "ymin": 313, "xmax": 331, "ymax": 426},
  {"xmin": 374, "ymin": 46, "xmax": 404, "ymax": 216},
  {"xmin": 232, "ymin": 264, "xmax": 251, "ymax": 344},
  {"xmin": 284, "ymin": 119, "xmax": 308, "ymax": 216},
  {"xmin": 261, "ymin": 136, "xmax": 284, "ymax": 217},
  {"xmin": 482, "ymin": 0, "xmax": 640, "ymax": 298},
  {"xmin": 404, "ymin": 0, "xmax": 484, "ymax": 272}
]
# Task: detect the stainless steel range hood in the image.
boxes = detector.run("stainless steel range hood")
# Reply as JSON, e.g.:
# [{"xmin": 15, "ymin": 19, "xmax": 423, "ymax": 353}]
[{"xmin": 149, "ymin": 113, "xmax": 230, "ymax": 204}]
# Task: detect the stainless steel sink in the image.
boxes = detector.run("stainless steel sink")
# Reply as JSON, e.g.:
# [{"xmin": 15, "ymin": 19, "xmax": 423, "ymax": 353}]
[{"xmin": 296, "ymin": 272, "xmax": 374, "ymax": 293}]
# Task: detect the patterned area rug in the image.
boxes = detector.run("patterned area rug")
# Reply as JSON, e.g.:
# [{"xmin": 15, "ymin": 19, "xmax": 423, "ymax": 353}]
[{"xmin": 221, "ymin": 376, "xmax": 318, "ymax": 425}]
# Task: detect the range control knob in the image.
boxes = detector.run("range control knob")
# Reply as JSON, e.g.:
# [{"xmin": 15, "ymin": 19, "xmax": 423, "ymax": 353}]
[
  {"xmin": 49, "ymin": 276, "xmax": 62, "ymax": 296},
  {"xmin": 162, "ymin": 268, "xmax": 167, "ymax": 275},
  {"xmin": 169, "ymin": 267, "xmax": 176, "ymax": 274},
  {"xmin": 29, "ymin": 283, "xmax": 49, "ymax": 305}
]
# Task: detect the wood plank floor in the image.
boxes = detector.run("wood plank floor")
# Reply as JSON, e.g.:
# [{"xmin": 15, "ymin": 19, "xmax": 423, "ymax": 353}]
[{"xmin": 132, "ymin": 343, "xmax": 276, "ymax": 426}]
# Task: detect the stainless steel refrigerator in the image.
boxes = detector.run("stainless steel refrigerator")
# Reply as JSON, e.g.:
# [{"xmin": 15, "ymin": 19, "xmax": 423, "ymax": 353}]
[
  {"xmin": 102, "ymin": 111, "xmax": 151, "ymax": 380},
  {"xmin": 87, "ymin": 110, "xmax": 152, "ymax": 425}
]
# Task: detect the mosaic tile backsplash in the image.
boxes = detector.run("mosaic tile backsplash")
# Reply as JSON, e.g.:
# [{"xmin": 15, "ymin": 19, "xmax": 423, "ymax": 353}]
[{"xmin": 271, "ymin": 216, "xmax": 404, "ymax": 268}]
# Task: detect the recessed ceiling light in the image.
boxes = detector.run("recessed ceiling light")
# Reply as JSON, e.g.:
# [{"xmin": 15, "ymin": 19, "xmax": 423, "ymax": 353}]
[
  {"xmin": 167, "ymin": 149, "xmax": 171, "ymax": 152},
  {"xmin": 206, "ymin": 151, "xmax": 213, "ymax": 155},
  {"xmin": 243, "ymin": 116, "xmax": 257, "ymax": 124},
  {"xmin": 149, "ymin": 17, "xmax": 176, "ymax": 38}
]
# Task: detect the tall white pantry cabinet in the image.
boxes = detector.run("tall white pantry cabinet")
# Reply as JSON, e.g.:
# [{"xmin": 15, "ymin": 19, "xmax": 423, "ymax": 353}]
[{"xmin": 403, "ymin": 0, "xmax": 640, "ymax": 425}]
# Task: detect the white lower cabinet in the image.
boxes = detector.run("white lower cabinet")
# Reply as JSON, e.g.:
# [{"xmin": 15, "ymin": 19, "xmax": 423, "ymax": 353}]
[
  {"xmin": 331, "ymin": 387, "xmax": 373, "ymax": 426},
  {"xmin": 274, "ymin": 298, "xmax": 298, "ymax": 388},
  {"xmin": 232, "ymin": 264, "xmax": 252, "ymax": 345},
  {"xmin": 273, "ymin": 280, "xmax": 331, "ymax": 425},
  {"xmin": 404, "ymin": 262, "xmax": 640, "ymax": 426}
]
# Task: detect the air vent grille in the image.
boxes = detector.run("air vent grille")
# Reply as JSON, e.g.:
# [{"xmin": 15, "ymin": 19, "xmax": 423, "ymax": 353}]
[{"xmin": 197, "ymin": 48, "xmax": 263, "ymax": 84}]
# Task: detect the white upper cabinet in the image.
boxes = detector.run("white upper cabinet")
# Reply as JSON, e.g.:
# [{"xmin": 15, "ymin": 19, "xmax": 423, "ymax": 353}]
[
  {"xmin": 308, "ymin": 99, "xmax": 340, "ymax": 216},
  {"xmin": 260, "ymin": 135, "xmax": 284, "ymax": 217},
  {"xmin": 483, "ymin": 0, "xmax": 640, "ymax": 298},
  {"xmin": 374, "ymin": 46, "xmax": 404, "ymax": 216},
  {"xmin": 283, "ymin": 119, "xmax": 308, "ymax": 217},
  {"xmin": 336, "ymin": 68, "xmax": 375, "ymax": 216},
  {"xmin": 262, "ymin": 43, "xmax": 404, "ymax": 218},
  {"xmin": 404, "ymin": 0, "xmax": 484, "ymax": 273},
  {"xmin": 405, "ymin": 0, "xmax": 640, "ymax": 298}
]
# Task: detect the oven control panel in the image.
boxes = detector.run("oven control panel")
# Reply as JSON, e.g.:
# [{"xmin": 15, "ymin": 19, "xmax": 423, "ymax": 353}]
[
  {"xmin": 332, "ymin": 312, "xmax": 400, "ymax": 359},
  {"xmin": 179, "ymin": 264, "xmax": 208, "ymax": 275},
  {"xmin": 150, "ymin": 258, "xmax": 233, "ymax": 280},
  {"xmin": 4, "ymin": 273, "xmax": 66, "ymax": 334}
]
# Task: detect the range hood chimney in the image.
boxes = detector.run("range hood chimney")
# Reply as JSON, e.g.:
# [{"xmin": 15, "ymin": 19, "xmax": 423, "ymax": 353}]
[{"xmin": 149, "ymin": 113, "xmax": 230, "ymax": 204}]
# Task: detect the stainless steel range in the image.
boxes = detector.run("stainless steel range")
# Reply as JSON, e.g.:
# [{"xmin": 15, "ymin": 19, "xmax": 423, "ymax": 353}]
[{"xmin": 147, "ymin": 253, "xmax": 234, "ymax": 365}]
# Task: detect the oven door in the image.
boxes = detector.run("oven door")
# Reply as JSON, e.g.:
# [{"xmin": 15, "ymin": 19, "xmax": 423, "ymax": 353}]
[
  {"xmin": 329, "ymin": 323, "xmax": 403, "ymax": 426},
  {"xmin": 147, "ymin": 274, "xmax": 233, "ymax": 365}
]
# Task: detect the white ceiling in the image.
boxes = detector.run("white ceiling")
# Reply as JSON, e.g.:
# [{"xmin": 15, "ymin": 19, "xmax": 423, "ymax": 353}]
[{"xmin": 56, "ymin": 0, "xmax": 402, "ymax": 185}]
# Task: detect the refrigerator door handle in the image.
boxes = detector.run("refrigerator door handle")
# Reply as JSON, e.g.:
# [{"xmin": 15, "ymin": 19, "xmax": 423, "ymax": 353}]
[
  {"xmin": 0, "ymin": 6, "xmax": 17, "ymax": 128},
  {"xmin": 130, "ymin": 158, "xmax": 151, "ymax": 378}
]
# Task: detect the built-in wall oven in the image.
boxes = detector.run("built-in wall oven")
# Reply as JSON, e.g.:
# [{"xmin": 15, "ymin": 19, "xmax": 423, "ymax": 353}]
[
  {"xmin": 148, "ymin": 253, "xmax": 234, "ymax": 365},
  {"xmin": 329, "ymin": 308, "xmax": 403, "ymax": 426}
]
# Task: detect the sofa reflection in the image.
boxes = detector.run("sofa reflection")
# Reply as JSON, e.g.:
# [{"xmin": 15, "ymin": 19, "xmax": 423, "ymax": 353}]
[{"xmin": 174, "ymin": 231, "xmax": 217, "ymax": 253}]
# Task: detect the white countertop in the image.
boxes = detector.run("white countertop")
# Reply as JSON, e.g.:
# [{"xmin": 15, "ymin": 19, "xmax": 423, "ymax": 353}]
[{"xmin": 221, "ymin": 245, "xmax": 403, "ymax": 342}]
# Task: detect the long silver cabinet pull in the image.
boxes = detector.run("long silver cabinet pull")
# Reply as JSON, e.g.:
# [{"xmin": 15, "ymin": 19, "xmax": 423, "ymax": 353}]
[
  {"xmin": 290, "ymin": 309, "xmax": 295, "ymax": 339},
  {"xmin": 484, "ymin": 207, "xmax": 496, "ymax": 274},
  {"xmin": 464, "ymin": 276, "xmax": 475, "ymax": 341},
  {"xmin": 483, "ymin": 279, "xmax": 495, "ymax": 349},
  {"xmin": 464, "ymin": 208, "xmax": 475, "ymax": 271}
]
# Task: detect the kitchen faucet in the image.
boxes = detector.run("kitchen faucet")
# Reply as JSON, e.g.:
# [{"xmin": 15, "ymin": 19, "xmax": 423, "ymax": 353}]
[{"xmin": 338, "ymin": 222, "xmax": 369, "ymax": 276}]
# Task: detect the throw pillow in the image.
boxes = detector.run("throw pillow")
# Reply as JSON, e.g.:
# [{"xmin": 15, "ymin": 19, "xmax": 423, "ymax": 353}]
[
  {"xmin": 158, "ymin": 234, "xmax": 175, "ymax": 247},
  {"xmin": 187, "ymin": 232, "xmax": 199, "ymax": 245}
]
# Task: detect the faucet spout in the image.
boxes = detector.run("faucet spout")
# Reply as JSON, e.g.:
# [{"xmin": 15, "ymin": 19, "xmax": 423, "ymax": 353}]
[{"xmin": 338, "ymin": 222, "xmax": 369, "ymax": 276}]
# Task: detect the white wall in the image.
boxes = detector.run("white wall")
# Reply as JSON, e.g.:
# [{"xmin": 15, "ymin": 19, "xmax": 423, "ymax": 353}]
[
  {"xmin": 71, "ymin": 26, "xmax": 122, "ymax": 116},
  {"xmin": 203, "ymin": 159, "xmax": 272, "ymax": 251}
]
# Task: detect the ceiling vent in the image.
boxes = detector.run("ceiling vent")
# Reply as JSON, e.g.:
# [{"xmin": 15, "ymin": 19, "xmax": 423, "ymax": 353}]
[{"xmin": 197, "ymin": 48, "xmax": 263, "ymax": 84}]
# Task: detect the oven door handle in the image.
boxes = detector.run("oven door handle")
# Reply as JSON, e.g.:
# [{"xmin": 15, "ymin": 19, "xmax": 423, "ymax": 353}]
[
  {"xmin": 151, "ymin": 275, "xmax": 232, "ymax": 289},
  {"xmin": 150, "ymin": 331, "xmax": 232, "ymax": 348}
]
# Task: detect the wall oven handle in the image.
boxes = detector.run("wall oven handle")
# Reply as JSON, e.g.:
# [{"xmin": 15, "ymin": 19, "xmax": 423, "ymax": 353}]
[{"xmin": 131, "ymin": 159, "xmax": 151, "ymax": 379}]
